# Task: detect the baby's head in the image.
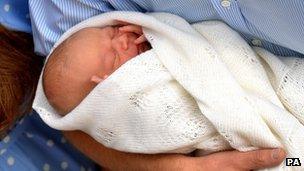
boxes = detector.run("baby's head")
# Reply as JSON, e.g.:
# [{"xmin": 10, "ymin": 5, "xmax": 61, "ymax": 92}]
[{"xmin": 43, "ymin": 24, "xmax": 150, "ymax": 114}]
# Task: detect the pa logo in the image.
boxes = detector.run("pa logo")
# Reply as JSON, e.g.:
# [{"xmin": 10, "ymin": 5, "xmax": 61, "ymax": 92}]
[{"xmin": 286, "ymin": 158, "xmax": 301, "ymax": 166}]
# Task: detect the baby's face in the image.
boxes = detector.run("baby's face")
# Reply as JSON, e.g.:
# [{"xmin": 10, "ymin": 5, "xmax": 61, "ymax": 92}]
[
  {"xmin": 43, "ymin": 25, "xmax": 150, "ymax": 114},
  {"xmin": 67, "ymin": 26, "xmax": 149, "ymax": 84}
]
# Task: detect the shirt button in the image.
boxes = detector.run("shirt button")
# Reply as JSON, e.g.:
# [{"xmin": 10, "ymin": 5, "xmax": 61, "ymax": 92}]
[
  {"xmin": 251, "ymin": 38, "xmax": 262, "ymax": 46},
  {"xmin": 221, "ymin": 0, "xmax": 231, "ymax": 8}
]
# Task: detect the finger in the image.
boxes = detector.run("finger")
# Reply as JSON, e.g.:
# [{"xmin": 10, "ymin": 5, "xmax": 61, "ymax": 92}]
[
  {"xmin": 134, "ymin": 35, "xmax": 147, "ymax": 44},
  {"xmin": 138, "ymin": 44, "xmax": 145, "ymax": 54},
  {"xmin": 119, "ymin": 25, "xmax": 143, "ymax": 35},
  {"xmin": 114, "ymin": 20, "xmax": 130, "ymax": 26},
  {"xmin": 91, "ymin": 75, "xmax": 103, "ymax": 84},
  {"xmin": 196, "ymin": 148, "xmax": 286, "ymax": 171},
  {"xmin": 230, "ymin": 148, "xmax": 286, "ymax": 170}
]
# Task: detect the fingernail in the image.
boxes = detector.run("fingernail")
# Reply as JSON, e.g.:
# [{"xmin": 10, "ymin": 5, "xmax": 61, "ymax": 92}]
[
  {"xmin": 272, "ymin": 149, "xmax": 282, "ymax": 160},
  {"xmin": 91, "ymin": 76, "xmax": 103, "ymax": 83}
]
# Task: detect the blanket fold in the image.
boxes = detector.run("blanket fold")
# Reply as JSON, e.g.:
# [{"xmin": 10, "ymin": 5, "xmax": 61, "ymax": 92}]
[{"xmin": 33, "ymin": 11, "xmax": 304, "ymax": 171}]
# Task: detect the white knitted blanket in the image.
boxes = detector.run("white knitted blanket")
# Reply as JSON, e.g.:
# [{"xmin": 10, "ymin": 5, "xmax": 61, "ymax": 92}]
[{"xmin": 33, "ymin": 12, "xmax": 304, "ymax": 170}]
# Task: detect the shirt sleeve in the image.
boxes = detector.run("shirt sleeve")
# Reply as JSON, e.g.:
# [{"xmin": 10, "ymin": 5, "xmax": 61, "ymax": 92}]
[
  {"xmin": 29, "ymin": 0, "xmax": 304, "ymax": 57},
  {"xmin": 237, "ymin": 0, "xmax": 304, "ymax": 56},
  {"xmin": 29, "ymin": 0, "xmax": 115, "ymax": 56}
]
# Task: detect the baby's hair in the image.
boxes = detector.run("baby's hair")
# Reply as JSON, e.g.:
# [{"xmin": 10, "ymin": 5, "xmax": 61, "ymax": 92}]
[
  {"xmin": 43, "ymin": 31, "xmax": 95, "ymax": 115},
  {"xmin": 43, "ymin": 40, "xmax": 72, "ymax": 114}
]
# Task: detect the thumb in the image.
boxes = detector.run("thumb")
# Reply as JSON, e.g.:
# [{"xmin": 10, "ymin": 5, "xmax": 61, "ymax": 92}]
[
  {"xmin": 197, "ymin": 148, "xmax": 286, "ymax": 171},
  {"xmin": 231, "ymin": 148, "xmax": 286, "ymax": 170}
]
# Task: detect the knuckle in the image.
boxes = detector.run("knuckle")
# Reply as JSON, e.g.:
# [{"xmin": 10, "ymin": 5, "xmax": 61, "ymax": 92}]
[{"xmin": 251, "ymin": 151, "xmax": 267, "ymax": 166}]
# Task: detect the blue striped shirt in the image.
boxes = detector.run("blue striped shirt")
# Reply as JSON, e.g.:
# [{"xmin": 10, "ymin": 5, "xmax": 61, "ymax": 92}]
[{"xmin": 28, "ymin": 0, "xmax": 304, "ymax": 57}]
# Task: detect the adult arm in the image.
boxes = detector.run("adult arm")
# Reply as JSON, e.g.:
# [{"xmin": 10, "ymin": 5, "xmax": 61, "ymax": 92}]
[
  {"xmin": 236, "ymin": 0, "xmax": 304, "ymax": 55},
  {"xmin": 63, "ymin": 130, "xmax": 286, "ymax": 171},
  {"xmin": 28, "ymin": 0, "xmax": 116, "ymax": 56},
  {"xmin": 28, "ymin": 0, "xmax": 144, "ymax": 56}
]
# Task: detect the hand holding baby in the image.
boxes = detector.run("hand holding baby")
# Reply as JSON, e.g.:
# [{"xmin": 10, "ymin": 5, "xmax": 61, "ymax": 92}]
[
  {"xmin": 119, "ymin": 24, "xmax": 147, "ymax": 45},
  {"xmin": 115, "ymin": 20, "xmax": 148, "ymax": 44}
]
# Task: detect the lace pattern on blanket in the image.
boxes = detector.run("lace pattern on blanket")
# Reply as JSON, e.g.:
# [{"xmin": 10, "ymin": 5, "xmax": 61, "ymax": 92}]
[{"xmin": 278, "ymin": 58, "xmax": 304, "ymax": 124}]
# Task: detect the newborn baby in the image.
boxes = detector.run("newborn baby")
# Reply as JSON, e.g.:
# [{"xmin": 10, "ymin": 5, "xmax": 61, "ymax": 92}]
[
  {"xmin": 43, "ymin": 23, "xmax": 151, "ymax": 115},
  {"xmin": 35, "ymin": 12, "xmax": 304, "ymax": 171}
]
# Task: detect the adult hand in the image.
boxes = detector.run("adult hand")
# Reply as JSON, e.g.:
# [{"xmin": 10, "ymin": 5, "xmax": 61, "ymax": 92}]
[
  {"xmin": 118, "ymin": 25, "xmax": 147, "ymax": 44},
  {"xmin": 63, "ymin": 131, "xmax": 285, "ymax": 171},
  {"xmin": 115, "ymin": 20, "xmax": 147, "ymax": 44},
  {"xmin": 187, "ymin": 148, "xmax": 286, "ymax": 171}
]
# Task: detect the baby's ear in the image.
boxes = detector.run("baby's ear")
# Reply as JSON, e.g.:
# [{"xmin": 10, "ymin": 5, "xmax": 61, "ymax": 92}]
[{"xmin": 90, "ymin": 75, "xmax": 108, "ymax": 84}]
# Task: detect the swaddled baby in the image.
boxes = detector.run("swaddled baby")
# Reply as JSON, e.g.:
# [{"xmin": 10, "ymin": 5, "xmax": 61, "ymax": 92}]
[
  {"xmin": 42, "ymin": 22, "xmax": 221, "ymax": 154},
  {"xmin": 43, "ymin": 23, "xmax": 151, "ymax": 115},
  {"xmin": 35, "ymin": 12, "xmax": 304, "ymax": 170},
  {"xmin": 42, "ymin": 20, "xmax": 225, "ymax": 155}
]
